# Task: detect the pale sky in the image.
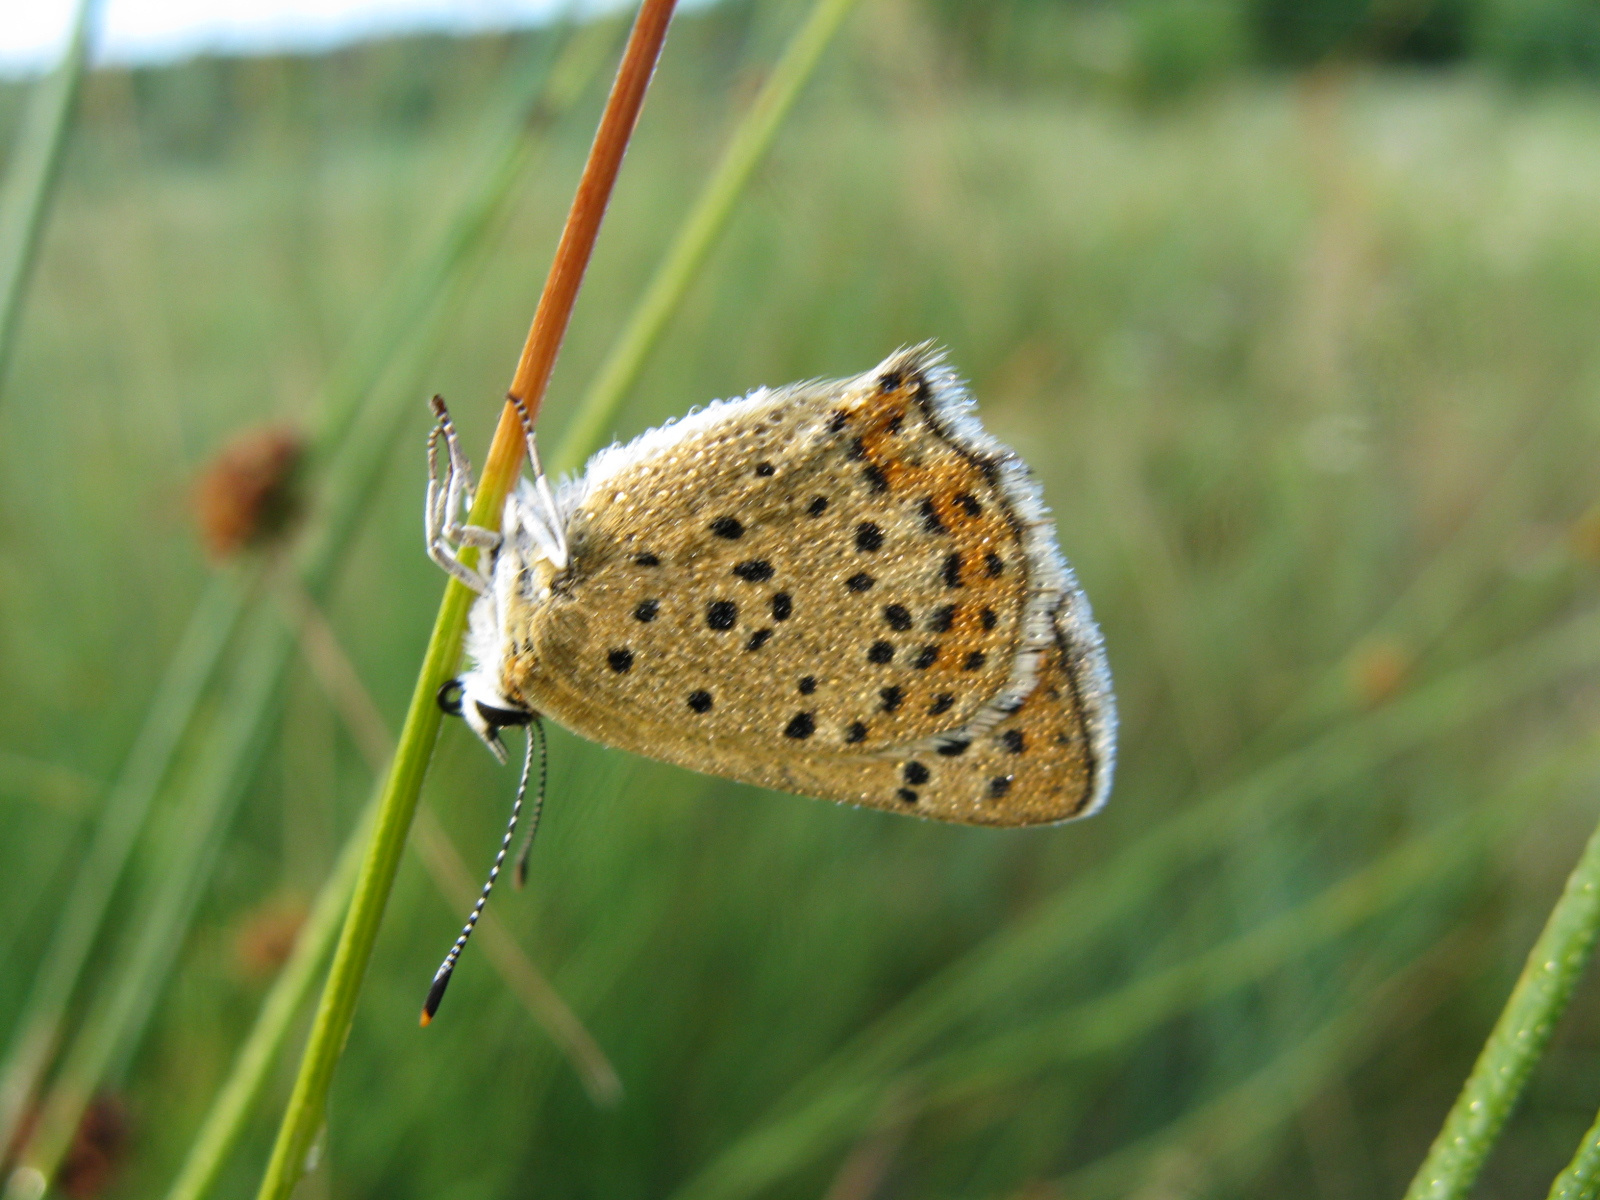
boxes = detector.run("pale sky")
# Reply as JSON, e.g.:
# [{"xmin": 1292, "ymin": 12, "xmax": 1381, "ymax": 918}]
[{"xmin": 2, "ymin": 0, "xmax": 631, "ymax": 74}]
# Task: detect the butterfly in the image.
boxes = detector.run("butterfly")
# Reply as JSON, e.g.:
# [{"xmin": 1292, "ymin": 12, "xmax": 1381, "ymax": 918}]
[{"xmin": 418, "ymin": 344, "xmax": 1115, "ymax": 1020}]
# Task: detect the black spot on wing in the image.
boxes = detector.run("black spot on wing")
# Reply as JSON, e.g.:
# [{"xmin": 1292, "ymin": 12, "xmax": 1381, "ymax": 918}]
[{"xmin": 942, "ymin": 553, "xmax": 963, "ymax": 588}]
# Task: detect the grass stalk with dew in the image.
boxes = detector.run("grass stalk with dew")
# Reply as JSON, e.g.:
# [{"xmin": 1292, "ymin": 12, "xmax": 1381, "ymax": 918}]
[
  {"xmin": 1404, "ymin": 802, "xmax": 1600, "ymax": 1199},
  {"xmin": 254, "ymin": 3, "xmax": 678, "ymax": 1195},
  {"xmin": 0, "ymin": 0, "xmax": 99, "ymax": 393},
  {"xmin": 1548, "ymin": 1107, "xmax": 1600, "ymax": 1200},
  {"xmin": 1, "ymin": 29, "xmax": 604, "ymax": 1192},
  {"xmin": 665, "ymin": 604, "xmax": 1600, "ymax": 1200}
]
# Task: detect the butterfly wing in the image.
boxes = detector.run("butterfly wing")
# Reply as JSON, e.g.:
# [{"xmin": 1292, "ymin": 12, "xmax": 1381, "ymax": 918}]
[{"xmin": 509, "ymin": 346, "xmax": 1115, "ymax": 825}]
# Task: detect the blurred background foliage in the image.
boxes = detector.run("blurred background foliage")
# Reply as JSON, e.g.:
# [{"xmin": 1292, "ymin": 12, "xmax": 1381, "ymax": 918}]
[{"xmin": 5, "ymin": 0, "xmax": 1600, "ymax": 1197}]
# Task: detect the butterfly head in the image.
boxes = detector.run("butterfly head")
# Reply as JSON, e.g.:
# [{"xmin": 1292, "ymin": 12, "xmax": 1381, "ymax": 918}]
[{"xmin": 437, "ymin": 674, "xmax": 532, "ymax": 764}]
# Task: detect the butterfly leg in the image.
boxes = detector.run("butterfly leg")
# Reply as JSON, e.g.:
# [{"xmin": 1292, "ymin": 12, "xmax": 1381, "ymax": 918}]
[
  {"xmin": 508, "ymin": 393, "xmax": 569, "ymax": 569},
  {"xmin": 424, "ymin": 396, "xmax": 500, "ymax": 594}
]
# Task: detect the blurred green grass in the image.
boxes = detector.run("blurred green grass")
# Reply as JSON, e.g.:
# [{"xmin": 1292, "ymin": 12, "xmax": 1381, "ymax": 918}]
[{"xmin": 7, "ymin": 3, "xmax": 1600, "ymax": 1197}]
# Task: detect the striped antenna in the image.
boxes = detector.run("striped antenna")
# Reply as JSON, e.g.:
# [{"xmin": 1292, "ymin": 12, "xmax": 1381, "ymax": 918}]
[
  {"xmin": 514, "ymin": 717, "xmax": 548, "ymax": 888},
  {"xmin": 420, "ymin": 719, "xmax": 538, "ymax": 1026}
]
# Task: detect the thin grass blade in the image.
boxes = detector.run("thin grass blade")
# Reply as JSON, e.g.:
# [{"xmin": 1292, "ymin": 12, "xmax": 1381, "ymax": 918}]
[
  {"xmin": 0, "ymin": 0, "xmax": 100, "ymax": 392},
  {"xmin": 666, "ymin": 604, "xmax": 1600, "ymax": 1200},
  {"xmin": 1, "ymin": 28, "xmax": 599, "ymax": 1189},
  {"xmin": 0, "ymin": 570, "xmax": 251, "ymax": 1164},
  {"xmin": 1404, "ymin": 796, "xmax": 1600, "ymax": 1199},
  {"xmin": 254, "ymin": 6, "xmax": 677, "ymax": 1195}
]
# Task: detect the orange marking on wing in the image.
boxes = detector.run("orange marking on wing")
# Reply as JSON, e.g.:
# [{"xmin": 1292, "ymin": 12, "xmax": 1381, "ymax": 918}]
[{"xmin": 845, "ymin": 382, "xmax": 916, "ymax": 489}]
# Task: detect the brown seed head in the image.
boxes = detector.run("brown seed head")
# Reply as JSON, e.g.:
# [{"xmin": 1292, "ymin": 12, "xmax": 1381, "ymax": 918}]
[
  {"xmin": 193, "ymin": 425, "xmax": 305, "ymax": 558},
  {"xmin": 58, "ymin": 1094, "xmax": 130, "ymax": 1200},
  {"xmin": 232, "ymin": 895, "xmax": 309, "ymax": 982}
]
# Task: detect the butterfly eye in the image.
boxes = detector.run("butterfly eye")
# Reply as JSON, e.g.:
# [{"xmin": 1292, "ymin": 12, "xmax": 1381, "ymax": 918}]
[
  {"xmin": 436, "ymin": 679, "xmax": 465, "ymax": 717},
  {"xmin": 475, "ymin": 700, "xmax": 533, "ymax": 730}
]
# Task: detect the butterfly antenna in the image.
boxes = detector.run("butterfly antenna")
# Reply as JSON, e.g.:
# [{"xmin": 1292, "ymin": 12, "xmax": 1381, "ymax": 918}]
[
  {"xmin": 421, "ymin": 720, "xmax": 536, "ymax": 1026},
  {"xmin": 514, "ymin": 716, "xmax": 548, "ymax": 888}
]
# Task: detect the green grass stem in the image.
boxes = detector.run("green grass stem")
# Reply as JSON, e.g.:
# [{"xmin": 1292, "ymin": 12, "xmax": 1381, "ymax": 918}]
[
  {"xmin": 254, "ymin": 5, "xmax": 678, "ymax": 1194},
  {"xmin": 281, "ymin": 575, "xmax": 621, "ymax": 1100},
  {"xmin": 550, "ymin": 0, "xmax": 861, "ymax": 474},
  {"xmin": 1548, "ymin": 1108, "xmax": 1600, "ymax": 1200},
  {"xmin": 0, "ymin": 25, "xmax": 591, "ymax": 1177},
  {"xmin": 2, "ymin": 34, "xmax": 581, "ymax": 1190},
  {"xmin": 668, "ymin": 605, "xmax": 1600, "ymax": 1200},
  {"xmin": 161, "ymin": 786, "xmax": 378, "ymax": 1200},
  {"xmin": 1404, "ymin": 798, "xmax": 1600, "ymax": 1199},
  {"xmin": 672, "ymin": 731, "xmax": 1600, "ymax": 1200},
  {"xmin": 0, "ymin": 571, "xmax": 251, "ymax": 1166},
  {"xmin": 13, "ymin": 602, "xmax": 300, "ymax": 1191},
  {"xmin": 306, "ymin": 14, "xmax": 622, "ymax": 457},
  {"xmin": 0, "ymin": 0, "xmax": 99, "ymax": 392}
]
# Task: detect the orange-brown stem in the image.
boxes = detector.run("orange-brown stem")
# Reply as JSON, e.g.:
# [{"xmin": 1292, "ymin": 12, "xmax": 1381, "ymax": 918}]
[
  {"xmin": 475, "ymin": 0, "xmax": 677, "ymax": 511},
  {"xmin": 252, "ymin": 5, "xmax": 678, "ymax": 1196}
]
